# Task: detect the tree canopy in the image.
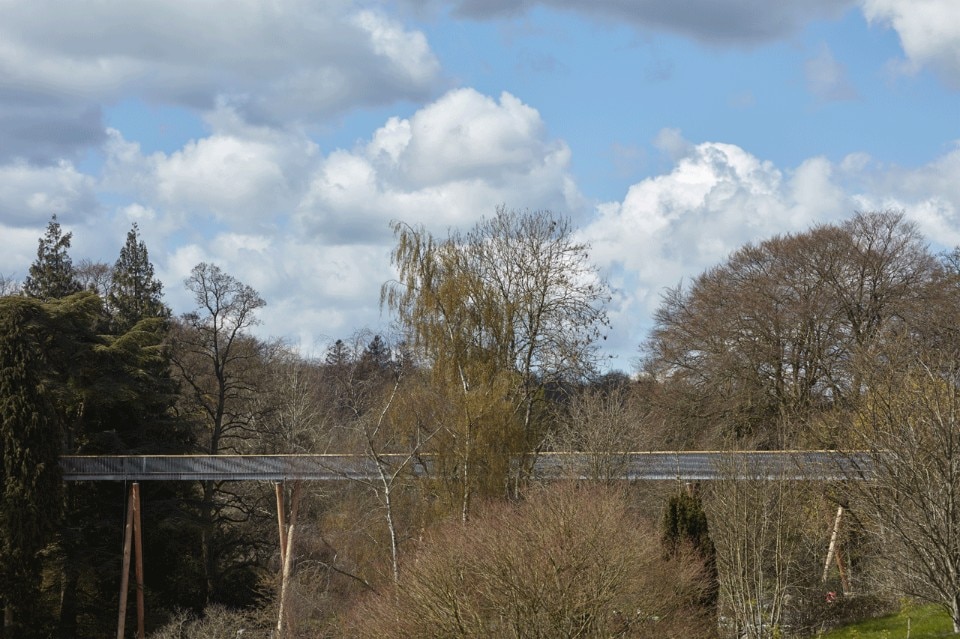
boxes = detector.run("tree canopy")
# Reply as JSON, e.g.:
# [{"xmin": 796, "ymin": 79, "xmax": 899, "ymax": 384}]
[{"xmin": 22, "ymin": 215, "xmax": 82, "ymax": 301}]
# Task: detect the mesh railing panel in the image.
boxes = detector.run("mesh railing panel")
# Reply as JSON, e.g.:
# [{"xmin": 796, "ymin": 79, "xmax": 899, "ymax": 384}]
[{"xmin": 60, "ymin": 451, "xmax": 872, "ymax": 482}]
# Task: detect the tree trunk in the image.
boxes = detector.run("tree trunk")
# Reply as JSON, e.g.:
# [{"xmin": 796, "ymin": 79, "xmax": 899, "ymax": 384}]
[
  {"xmin": 276, "ymin": 481, "xmax": 302, "ymax": 638},
  {"xmin": 58, "ymin": 484, "xmax": 79, "ymax": 639},
  {"xmin": 952, "ymin": 592, "xmax": 960, "ymax": 634},
  {"xmin": 58, "ymin": 552, "xmax": 79, "ymax": 639},
  {"xmin": 201, "ymin": 479, "xmax": 216, "ymax": 604}
]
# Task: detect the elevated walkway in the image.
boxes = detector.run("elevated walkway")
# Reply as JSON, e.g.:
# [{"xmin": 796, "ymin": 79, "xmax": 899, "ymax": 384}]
[{"xmin": 59, "ymin": 450, "xmax": 873, "ymax": 482}]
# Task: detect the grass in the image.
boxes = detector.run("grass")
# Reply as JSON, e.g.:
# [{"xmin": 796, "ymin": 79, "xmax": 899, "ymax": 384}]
[{"xmin": 815, "ymin": 603, "xmax": 959, "ymax": 639}]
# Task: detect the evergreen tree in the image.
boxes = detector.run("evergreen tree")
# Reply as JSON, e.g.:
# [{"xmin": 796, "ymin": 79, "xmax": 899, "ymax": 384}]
[
  {"xmin": 108, "ymin": 223, "xmax": 169, "ymax": 332},
  {"xmin": 0, "ymin": 297, "xmax": 63, "ymax": 638},
  {"xmin": 661, "ymin": 486, "xmax": 718, "ymax": 609},
  {"xmin": 324, "ymin": 339, "xmax": 352, "ymax": 368},
  {"xmin": 22, "ymin": 215, "xmax": 82, "ymax": 301},
  {"xmin": 359, "ymin": 334, "xmax": 393, "ymax": 378},
  {"xmin": 0, "ymin": 291, "xmax": 194, "ymax": 637}
]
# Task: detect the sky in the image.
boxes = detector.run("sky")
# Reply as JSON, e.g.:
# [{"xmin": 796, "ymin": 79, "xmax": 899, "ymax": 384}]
[{"xmin": 1, "ymin": 0, "xmax": 959, "ymax": 371}]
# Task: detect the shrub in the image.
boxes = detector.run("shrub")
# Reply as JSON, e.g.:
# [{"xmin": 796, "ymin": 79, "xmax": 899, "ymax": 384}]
[{"xmin": 346, "ymin": 482, "xmax": 716, "ymax": 638}]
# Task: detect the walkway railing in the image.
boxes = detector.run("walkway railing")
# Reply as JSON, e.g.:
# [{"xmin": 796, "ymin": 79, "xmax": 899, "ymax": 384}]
[{"xmin": 59, "ymin": 450, "xmax": 873, "ymax": 482}]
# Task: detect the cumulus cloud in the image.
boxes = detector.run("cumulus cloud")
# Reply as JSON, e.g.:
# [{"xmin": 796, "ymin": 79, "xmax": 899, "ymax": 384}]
[
  {"xmin": 581, "ymin": 134, "xmax": 845, "ymax": 360},
  {"xmin": 0, "ymin": 0, "xmax": 441, "ymax": 162},
  {"xmin": 103, "ymin": 109, "xmax": 320, "ymax": 227},
  {"xmin": 295, "ymin": 88, "xmax": 583, "ymax": 243},
  {"xmin": 578, "ymin": 133, "xmax": 960, "ymax": 365},
  {"xmin": 850, "ymin": 142, "xmax": 960, "ymax": 245},
  {"xmin": 0, "ymin": 161, "xmax": 98, "ymax": 227},
  {"xmin": 93, "ymin": 88, "xmax": 582, "ymax": 348},
  {"xmin": 413, "ymin": 0, "xmax": 853, "ymax": 45},
  {"xmin": 862, "ymin": 0, "xmax": 960, "ymax": 88},
  {"xmin": 805, "ymin": 43, "xmax": 858, "ymax": 101}
]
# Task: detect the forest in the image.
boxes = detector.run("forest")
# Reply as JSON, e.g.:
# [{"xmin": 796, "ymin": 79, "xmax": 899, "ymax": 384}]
[{"xmin": 2, "ymin": 207, "xmax": 960, "ymax": 638}]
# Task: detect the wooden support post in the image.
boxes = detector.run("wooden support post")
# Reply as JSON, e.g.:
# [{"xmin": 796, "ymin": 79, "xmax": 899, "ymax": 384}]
[
  {"xmin": 117, "ymin": 486, "xmax": 135, "ymax": 639},
  {"xmin": 822, "ymin": 505, "xmax": 844, "ymax": 583},
  {"xmin": 276, "ymin": 480, "xmax": 302, "ymax": 639},
  {"xmin": 132, "ymin": 483, "xmax": 145, "ymax": 639},
  {"xmin": 276, "ymin": 482, "xmax": 287, "ymax": 564},
  {"xmin": 835, "ymin": 546, "xmax": 850, "ymax": 595}
]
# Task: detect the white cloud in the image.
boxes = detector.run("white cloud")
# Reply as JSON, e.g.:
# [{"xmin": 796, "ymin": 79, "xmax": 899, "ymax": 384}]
[
  {"xmin": 295, "ymin": 88, "xmax": 583, "ymax": 243},
  {"xmin": 0, "ymin": 161, "xmax": 98, "ymax": 226},
  {"xmin": 581, "ymin": 136, "xmax": 855, "ymax": 362},
  {"xmin": 0, "ymin": 0, "xmax": 441, "ymax": 128},
  {"xmin": 862, "ymin": 0, "xmax": 960, "ymax": 87},
  {"xmin": 103, "ymin": 112, "xmax": 320, "ymax": 227},
  {"xmin": 805, "ymin": 43, "xmax": 859, "ymax": 101},
  {"xmin": 93, "ymin": 87, "xmax": 582, "ymax": 349},
  {"xmin": 849, "ymin": 142, "xmax": 960, "ymax": 245},
  {"xmin": 579, "ymin": 135, "xmax": 960, "ymax": 366}
]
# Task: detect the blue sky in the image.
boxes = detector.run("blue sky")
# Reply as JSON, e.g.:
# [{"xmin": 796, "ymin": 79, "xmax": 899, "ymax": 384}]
[{"xmin": 1, "ymin": 0, "xmax": 958, "ymax": 370}]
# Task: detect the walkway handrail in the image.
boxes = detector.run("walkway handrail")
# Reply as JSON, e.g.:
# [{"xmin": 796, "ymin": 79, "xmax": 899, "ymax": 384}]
[{"xmin": 59, "ymin": 451, "xmax": 874, "ymax": 482}]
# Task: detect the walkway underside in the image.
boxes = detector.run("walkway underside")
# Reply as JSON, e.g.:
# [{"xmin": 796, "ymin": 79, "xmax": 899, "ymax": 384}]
[{"xmin": 60, "ymin": 451, "xmax": 872, "ymax": 482}]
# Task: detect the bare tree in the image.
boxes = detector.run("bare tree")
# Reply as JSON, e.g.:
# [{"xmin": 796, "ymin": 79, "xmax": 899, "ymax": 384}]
[
  {"xmin": 169, "ymin": 262, "xmax": 270, "ymax": 605},
  {"xmin": 0, "ymin": 273, "xmax": 21, "ymax": 296},
  {"xmin": 75, "ymin": 258, "xmax": 112, "ymax": 298},
  {"xmin": 551, "ymin": 382, "xmax": 650, "ymax": 482},
  {"xmin": 704, "ymin": 466, "xmax": 827, "ymax": 639},
  {"xmin": 837, "ymin": 337, "xmax": 960, "ymax": 632},
  {"xmin": 172, "ymin": 262, "xmax": 268, "ymax": 455},
  {"xmin": 644, "ymin": 211, "xmax": 940, "ymax": 448}
]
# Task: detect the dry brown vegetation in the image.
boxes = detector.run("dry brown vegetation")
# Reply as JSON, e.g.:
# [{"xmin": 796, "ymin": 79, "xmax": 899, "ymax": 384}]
[{"xmin": 345, "ymin": 482, "xmax": 715, "ymax": 639}]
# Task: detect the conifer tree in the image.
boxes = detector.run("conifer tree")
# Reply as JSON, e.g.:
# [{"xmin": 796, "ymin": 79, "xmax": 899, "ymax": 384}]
[
  {"xmin": 0, "ymin": 298, "xmax": 62, "ymax": 638},
  {"xmin": 108, "ymin": 223, "xmax": 169, "ymax": 332},
  {"xmin": 23, "ymin": 215, "xmax": 82, "ymax": 301},
  {"xmin": 359, "ymin": 334, "xmax": 393, "ymax": 378},
  {"xmin": 324, "ymin": 339, "xmax": 352, "ymax": 369},
  {"xmin": 662, "ymin": 486, "xmax": 718, "ymax": 609}
]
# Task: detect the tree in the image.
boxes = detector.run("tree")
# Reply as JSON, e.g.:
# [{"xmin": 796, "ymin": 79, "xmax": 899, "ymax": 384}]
[
  {"xmin": 704, "ymin": 472, "xmax": 812, "ymax": 639},
  {"xmin": 172, "ymin": 262, "xmax": 267, "ymax": 456},
  {"xmin": 23, "ymin": 215, "xmax": 82, "ymax": 301},
  {"xmin": 4, "ymin": 289, "xmax": 192, "ymax": 638},
  {"xmin": 0, "ymin": 297, "xmax": 62, "ymax": 638},
  {"xmin": 347, "ymin": 483, "xmax": 714, "ymax": 639},
  {"xmin": 75, "ymin": 259, "xmax": 111, "ymax": 298},
  {"xmin": 0, "ymin": 274, "xmax": 20, "ymax": 296},
  {"xmin": 551, "ymin": 383, "xmax": 648, "ymax": 482},
  {"xmin": 108, "ymin": 223, "xmax": 169, "ymax": 332},
  {"xmin": 662, "ymin": 486, "xmax": 718, "ymax": 611},
  {"xmin": 358, "ymin": 334, "xmax": 393, "ymax": 380},
  {"xmin": 643, "ymin": 211, "xmax": 940, "ymax": 448},
  {"xmin": 169, "ymin": 263, "xmax": 268, "ymax": 605},
  {"xmin": 836, "ymin": 335, "xmax": 960, "ymax": 632},
  {"xmin": 382, "ymin": 207, "xmax": 610, "ymax": 518}
]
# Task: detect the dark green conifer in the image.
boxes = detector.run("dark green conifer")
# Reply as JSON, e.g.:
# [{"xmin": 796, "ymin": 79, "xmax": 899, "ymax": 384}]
[
  {"xmin": 0, "ymin": 297, "xmax": 62, "ymax": 638},
  {"xmin": 108, "ymin": 223, "xmax": 169, "ymax": 332},
  {"xmin": 23, "ymin": 215, "xmax": 82, "ymax": 301},
  {"xmin": 662, "ymin": 485, "xmax": 719, "ymax": 609},
  {"xmin": 360, "ymin": 334, "xmax": 393, "ymax": 376}
]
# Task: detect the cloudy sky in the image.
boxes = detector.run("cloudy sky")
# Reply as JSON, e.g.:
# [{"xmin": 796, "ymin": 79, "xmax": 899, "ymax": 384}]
[{"xmin": 1, "ymin": 0, "xmax": 959, "ymax": 370}]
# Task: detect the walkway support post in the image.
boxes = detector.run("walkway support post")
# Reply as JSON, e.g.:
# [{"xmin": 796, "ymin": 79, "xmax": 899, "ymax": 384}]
[
  {"xmin": 822, "ymin": 505, "xmax": 844, "ymax": 584},
  {"xmin": 276, "ymin": 480, "xmax": 302, "ymax": 639},
  {"xmin": 275, "ymin": 482, "xmax": 286, "ymax": 562},
  {"xmin": 117, "ymin": 486, "xmax": 135, "ymax": 639},
  {"xmin": 132, "ymin": 483, "xmax": 145, "ymax": 639}
]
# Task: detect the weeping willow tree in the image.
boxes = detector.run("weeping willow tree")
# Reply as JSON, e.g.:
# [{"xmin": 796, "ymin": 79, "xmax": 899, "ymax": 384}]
[{"xmin": 381, "ymin": 207, "xmax": 610, "ymax": 519}]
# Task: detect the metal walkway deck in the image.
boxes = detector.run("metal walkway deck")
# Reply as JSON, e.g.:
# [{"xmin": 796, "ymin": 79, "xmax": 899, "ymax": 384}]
[{"xmin": 59, "ymin": 451, "xmax": 872, "ymax": 482}]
